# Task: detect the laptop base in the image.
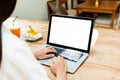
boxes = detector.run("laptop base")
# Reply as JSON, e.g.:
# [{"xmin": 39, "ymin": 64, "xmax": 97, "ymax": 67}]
[{"xmin": 38, "ymin": 52, "xmax": 88, "ymax": 73}]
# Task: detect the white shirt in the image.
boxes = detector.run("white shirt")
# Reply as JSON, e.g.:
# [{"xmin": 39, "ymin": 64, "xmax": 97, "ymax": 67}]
[{"xmin": 0, "ymin": 24, "xmax": 50, "ymax": 80}]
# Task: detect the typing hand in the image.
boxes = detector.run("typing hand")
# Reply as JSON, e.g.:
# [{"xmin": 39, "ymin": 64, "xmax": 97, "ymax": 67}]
[
  {"xmin": 49, "ymin": 56, "xmax": 67, "ymax": 80},
  {"xmin": 34, "ymin": 47, "xmax": 57, "ymax": 59}
]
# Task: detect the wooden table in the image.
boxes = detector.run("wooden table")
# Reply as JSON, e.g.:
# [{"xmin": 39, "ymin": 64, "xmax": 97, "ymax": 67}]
[
  {"xmin": 5, "ymin": 18, "xmax": 120, "ymax": 80},
  {"xmin": 76, "ymin": 1, "xmax": 120, "ymax": 28}
]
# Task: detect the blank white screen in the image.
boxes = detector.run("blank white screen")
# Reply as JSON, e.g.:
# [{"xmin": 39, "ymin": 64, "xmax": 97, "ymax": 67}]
[{"xmin": 49, "ymin": 16, "xmax": 92, "ymax": 51}]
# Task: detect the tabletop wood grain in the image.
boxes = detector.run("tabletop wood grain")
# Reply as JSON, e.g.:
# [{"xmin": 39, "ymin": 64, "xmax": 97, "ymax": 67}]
[{"xmin": 5, "ymin": 18, "xmax": 120, "ymax": 80}]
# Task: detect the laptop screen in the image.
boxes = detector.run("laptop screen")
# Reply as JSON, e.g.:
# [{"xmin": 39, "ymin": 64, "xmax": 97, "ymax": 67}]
[{"xmin": 47, "ymin": 15, "xmax": 94, "ymax": 53}]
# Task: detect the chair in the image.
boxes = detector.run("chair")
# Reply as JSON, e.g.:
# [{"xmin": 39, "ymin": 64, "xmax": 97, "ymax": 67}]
[
  {"xmin": 47, "ymin": 0, "xmax": 68, "ymax": 17},
  {"xmin": 116, "ymin": 6, "xmax": 120, "ymax": 29},
  {"xmin": 71, "ymin": 0, "xmax": 85, "ymax": 9}
]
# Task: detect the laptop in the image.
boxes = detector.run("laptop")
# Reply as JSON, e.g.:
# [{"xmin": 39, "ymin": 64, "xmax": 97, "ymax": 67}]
[{"xmin": 38, "ymin": 14, "xmax": 94, "ymax": 73}]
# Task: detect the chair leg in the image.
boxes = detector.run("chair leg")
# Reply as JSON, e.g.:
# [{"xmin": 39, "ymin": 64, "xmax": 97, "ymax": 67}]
[
  {"xmin": 47, "ymin": 1, "xmax": 53, "ymax": 19},
  {"xmin": 115, "ymin": 6, "xmax": 120, "ymax": 30}
]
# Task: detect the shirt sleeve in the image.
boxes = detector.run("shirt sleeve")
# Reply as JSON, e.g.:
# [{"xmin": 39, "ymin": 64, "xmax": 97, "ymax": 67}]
[{"xmin": 1, "ymin": 32, "xmax": 50, "ymax": 80}]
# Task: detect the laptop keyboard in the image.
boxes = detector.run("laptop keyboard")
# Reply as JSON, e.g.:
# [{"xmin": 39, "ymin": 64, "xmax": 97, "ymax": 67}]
[
  {"xmin": 46, "ymin": 46, "xmax": 83, "ymax": 62},
  {"xmin": 46, "ymin": 46, "xmax": 65, "ymax": 56},
  {"xmin": 54, "ymin": 47, "xmax": 83, "ymax": 62},
  {"xmin": 60, "ymin": 50, "xmax": 83, "ymax": 62},
  {"xmin": 54, "ymin": 47, "xmax": 65, "ymax": 56}
]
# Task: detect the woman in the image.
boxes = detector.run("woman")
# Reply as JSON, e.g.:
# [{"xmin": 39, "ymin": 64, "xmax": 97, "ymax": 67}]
[{"xmin": 0, "ymin": 0, "xmax": 67, "ymax": 80}]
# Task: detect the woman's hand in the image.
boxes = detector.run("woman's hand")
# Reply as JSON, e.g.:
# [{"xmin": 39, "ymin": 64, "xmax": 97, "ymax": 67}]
[
  {"xmin": 34, "ymin": 47, "xmax": 57, "ymax": 59},
  {"xmin": 49, "ymin": 56, "xmax": 67, "ymax": 80}
]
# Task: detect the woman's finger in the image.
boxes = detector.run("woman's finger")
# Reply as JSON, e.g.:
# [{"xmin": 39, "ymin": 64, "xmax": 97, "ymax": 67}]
[{"xmin": 49, "ymin": 60, "xmax": 54, "ymax": 66}]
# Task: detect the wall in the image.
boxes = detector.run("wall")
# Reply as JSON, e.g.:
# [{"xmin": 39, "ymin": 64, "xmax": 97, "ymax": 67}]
[
  {"xmin": 11, "ymin": 0, "xmax": 75, "ymax": 20},
  {"xmin": 11, "ymin": 0, "xmax": 48, "ymax": 20}
]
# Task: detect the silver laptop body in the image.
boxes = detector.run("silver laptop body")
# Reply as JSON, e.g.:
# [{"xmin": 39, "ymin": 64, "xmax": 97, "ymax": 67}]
[{"xmin": 38, "ymin": 14, "xmax": 94, "ymax": 73}]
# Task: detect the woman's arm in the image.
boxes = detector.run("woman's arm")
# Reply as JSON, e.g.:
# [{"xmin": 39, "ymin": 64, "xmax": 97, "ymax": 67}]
[
  {"xmin": 34, "ymin": 47, "xmax": 67, "ymax": 80},
  {"xmin": 50, "ymin": 56, "xmax": 67, "ymax": 80}
]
